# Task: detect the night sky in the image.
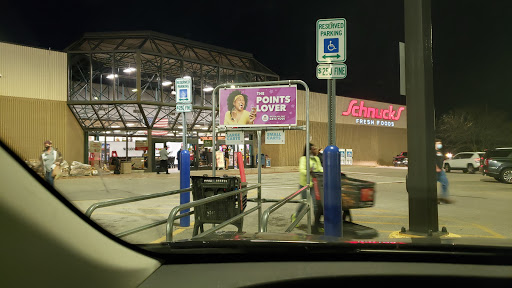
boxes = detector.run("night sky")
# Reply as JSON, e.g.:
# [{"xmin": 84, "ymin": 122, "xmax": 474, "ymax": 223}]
[{"xmin": 1, "ymin": 0, "xmax": 511, "ymax": 118}]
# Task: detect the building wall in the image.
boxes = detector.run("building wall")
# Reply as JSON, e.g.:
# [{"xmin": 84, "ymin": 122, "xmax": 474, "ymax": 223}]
[
  {"xmin": 0, "ymin": 42, "xmax": 84, "ymax": 164},
  {"xmin": 261, "ymin": 90, "xmax": 408, "ymax": 167},
  {"xmin": 261, "ymin": 121, "xmax": 407, "ymax": 167},
  {"xmin": 0, "ymin": 42, "xmax": 67, "ymax": 101}
]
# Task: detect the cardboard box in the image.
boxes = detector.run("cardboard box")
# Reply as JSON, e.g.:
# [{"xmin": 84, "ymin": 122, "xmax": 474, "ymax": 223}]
[{"xmin": 120, "ymin": 162, "xmax": 132, "ymax": 174}]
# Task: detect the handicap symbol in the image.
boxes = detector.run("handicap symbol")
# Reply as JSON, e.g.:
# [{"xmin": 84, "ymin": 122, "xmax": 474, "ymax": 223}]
[
  {"xmin": 327, "ymin": 41, "xmax": 336, "ymax": 51},
  {"xmin": 323, "ymin": 38, "xmax": 339, "ymax": 53},
  {"xmin": 179, "ymin": 89, "xmax": 188, "ymax": 100}
]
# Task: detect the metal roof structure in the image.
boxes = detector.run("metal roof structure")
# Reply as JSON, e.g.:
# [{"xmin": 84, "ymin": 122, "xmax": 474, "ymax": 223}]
[{"xmin": 66, "ymin": 31, "xmax": 279, "ymax": 138}]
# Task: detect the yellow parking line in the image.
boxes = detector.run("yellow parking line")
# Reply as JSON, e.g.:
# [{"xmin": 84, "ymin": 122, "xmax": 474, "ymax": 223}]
[
  {"xmin": 151, "ymin": 222, "xmax": 195, "ymax": 243},
  {"xmin": 438, "ymin": 216, "xmax": 506, "ymax": 239},
  {"xmin": 389, "ymin": 231, "xmax": 461, "ymax": 238},
  {"xmin": 456, "ymin": 234, "xmax": 506, "ymax": 239},
  {"xmin": 471, "ymin": 223, "xmax": 506, "ymax": 239}
]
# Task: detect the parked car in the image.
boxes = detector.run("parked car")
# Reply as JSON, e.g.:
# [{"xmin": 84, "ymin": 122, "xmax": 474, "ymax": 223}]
[
  {"xmin": 443, "ymin": 152, "xmax": 484, "ymax": 174},
  {"xmin": 393, "ymin": 152, "xmax": 408, "ymax": 166},
  {"xmin": 481, "ymin": 148, "xmax": 512, "ymax": 184}
]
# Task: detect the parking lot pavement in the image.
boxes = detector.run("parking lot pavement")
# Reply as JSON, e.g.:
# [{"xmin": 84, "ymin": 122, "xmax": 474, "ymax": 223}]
[{"xmin": 54, "ymin": 166, "xmax": 512, "ymax": 243}]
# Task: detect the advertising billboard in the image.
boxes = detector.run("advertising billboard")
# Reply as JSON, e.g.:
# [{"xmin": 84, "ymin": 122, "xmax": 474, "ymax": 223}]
[{"xmin": 219, "ymin": 86, "xmax": 297, "ymax": 127}]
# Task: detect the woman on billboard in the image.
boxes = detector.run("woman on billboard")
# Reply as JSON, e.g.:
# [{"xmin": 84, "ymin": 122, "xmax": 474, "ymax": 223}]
[{"xmin": 224, "ymin": 90, "xmax": 256, "ymax": 125}]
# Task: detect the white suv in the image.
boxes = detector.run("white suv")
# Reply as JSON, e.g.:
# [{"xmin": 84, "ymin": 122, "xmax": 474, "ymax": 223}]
[{"xmin": 443, "ymin": 152, "xmax": 484, "ymax": 174}]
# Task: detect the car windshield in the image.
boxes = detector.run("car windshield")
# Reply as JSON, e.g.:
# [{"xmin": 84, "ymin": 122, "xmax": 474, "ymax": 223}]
[
  {"xmin": 488, "ymin": 150, "xmax": 512, "ymax": 158},
  {"xmin": 1, "ymin": 0, "xmax": 512, "ymax": 251}
]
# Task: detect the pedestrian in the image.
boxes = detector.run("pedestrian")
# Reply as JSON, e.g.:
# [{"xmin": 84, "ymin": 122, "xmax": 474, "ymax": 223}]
[
  {"xmin": 291, "ymin": 143, "xmax": 324, "ymax": 234},
  {"xmin": 177, "ymin": 148, "xmax": 182, "ymax": 171},
  {"xmin": 157, "ymin": 145, "xmax": 169, "ymax": 174},
  {"xmin": 224, "ymin": 147, "xmax": 229, "ymax": 170},
  {"xmin": 435, "ymin": 139, "xmax": 453, "ymax": 204},
  {"xmin": 40, "ymin": 140, "xmax": 63, "ymax": 187}
]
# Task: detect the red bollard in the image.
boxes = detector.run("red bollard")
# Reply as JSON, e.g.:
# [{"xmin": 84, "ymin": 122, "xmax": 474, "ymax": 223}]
[{"xmin": 237, "ymin": 152, "xmax": 246, "ymax": 183}]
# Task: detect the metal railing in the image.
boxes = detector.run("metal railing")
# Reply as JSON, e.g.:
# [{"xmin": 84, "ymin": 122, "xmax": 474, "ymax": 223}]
[
  {"xmin": 260, "ymin": 185, "xmax": 311, "ymax": 233},
  {"xmin": 85, "ymin": 187, "xmax": 193, "ymax": 238},
  {"xmin": 166, "ymin": 184, "xmax": 261, "ymax": 241}
]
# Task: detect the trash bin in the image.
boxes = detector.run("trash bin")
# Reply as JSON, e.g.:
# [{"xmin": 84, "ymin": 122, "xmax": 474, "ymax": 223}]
[{"xmin": 190, "ymin": 175, "xmax": 247, "ymax": 237}]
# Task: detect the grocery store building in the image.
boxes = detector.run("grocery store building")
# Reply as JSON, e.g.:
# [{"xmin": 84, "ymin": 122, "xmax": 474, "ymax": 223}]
[{"xmin": 0, "ymin": 31, "xmax": 407, "ymax": 171}]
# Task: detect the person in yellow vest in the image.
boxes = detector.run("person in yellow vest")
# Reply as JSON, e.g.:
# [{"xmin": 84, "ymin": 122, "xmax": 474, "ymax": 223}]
[
  {"xmin": 40, "ymin": 140, "xmax": 62, "ymax": 187},
  {"xmin": 291, "ymin": 143, "xmax": 323, "ymax": 233},
  {"xmin": 223, "ymin": 90, "xmax": 256, "ymax": 125}
]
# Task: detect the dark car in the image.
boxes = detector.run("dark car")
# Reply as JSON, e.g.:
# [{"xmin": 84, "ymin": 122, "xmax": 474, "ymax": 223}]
[
  {"xmin": 481, "ymin": 148, "xmax": 512, "ymax": 184},
  {"xmin": 393, "ymin": 152, "xmax": 408, "ymax": 166}
]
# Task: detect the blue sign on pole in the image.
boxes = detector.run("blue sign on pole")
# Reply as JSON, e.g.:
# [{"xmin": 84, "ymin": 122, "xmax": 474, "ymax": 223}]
[
  {"xmin": 180, "ymin": 150, "xmax": 191, "ymax": 227},
  {"xmin": 323, "ymin": 145, "xmax": 342, "ymax": 237}
]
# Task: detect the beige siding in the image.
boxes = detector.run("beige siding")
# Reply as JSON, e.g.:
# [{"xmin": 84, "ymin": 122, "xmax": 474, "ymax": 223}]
[
  {"xmin": 262, "ymin": 90, "xmax": 408, "ymax": 167},
  {"xmin": 0, "ymin": 96, "xmax": 83, "ymax": 163},
  {"xmin": 0, "ymin": 42, "xmax": 67, "ymax": 101},
  {"xmin": 262, "ymin": 121, "xmax": 407, "ymax": 167}
]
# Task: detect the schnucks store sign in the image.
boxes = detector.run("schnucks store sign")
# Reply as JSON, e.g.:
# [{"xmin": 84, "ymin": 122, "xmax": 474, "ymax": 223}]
[{"xmin": 340, "ymin": 98, "xmax": 406, "ymax": 128}]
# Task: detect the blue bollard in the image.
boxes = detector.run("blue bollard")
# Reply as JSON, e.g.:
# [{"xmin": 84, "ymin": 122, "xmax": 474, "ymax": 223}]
[
  {"xmin": 180, "ymin": 150, "xmax": 190, "ymax": 227},
  {"xmin": 323, "ymin": 145, "xmax": 342, "ymax": 237}
]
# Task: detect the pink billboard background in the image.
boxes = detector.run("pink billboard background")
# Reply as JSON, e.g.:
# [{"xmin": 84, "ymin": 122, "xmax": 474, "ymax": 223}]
[{"xmin": 219, "ymin": 86, "xmax": 297, "ymax": 127}]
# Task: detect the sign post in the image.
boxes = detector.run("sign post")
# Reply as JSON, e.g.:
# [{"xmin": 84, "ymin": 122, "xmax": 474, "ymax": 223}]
[
  {"xmin": 176, "ymin": 77, "xmax": 193, "ymax": 148},
  {"xmin": 176, "ymin": 104, "xmax": 193, "ymax": 113},
  {"xmin": 317, "ymin": 18, "xmax": 346, "ymax": 237},
  {"xmin": 176, "ymin": 77, "xmax": 192, "ymax": 226},
  {"xmin": 316, "ymin": 63, "xmax": 347, "ymax": 80},
  {"xmin": 316, "ymin": 18, "xmax": 346, "ymax": 64}
]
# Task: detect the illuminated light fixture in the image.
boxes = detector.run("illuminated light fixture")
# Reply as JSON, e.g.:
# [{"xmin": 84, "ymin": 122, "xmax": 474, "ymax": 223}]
[
  {"xmin": 203, "ymin": 86, "xmax": 214, "ymax": 92},
  {"xmin": 114, "ymin": 130, "xmax": 121, "ymax": 133},
  {"xmin": 105, "ymin": 131, "xmax": 111, "ymax": 134},
  {"xmin": 123, "ymin": 67, "xmax": 136, "ymax": 73},
  {"xmin": 126, "ymin": 123, "xmax": 135, "ymax": 127},
  {"xmin": 111, "ymin": 125, "xmax": 120, "ymax": 128},
  {"xmin": 178, "ymin": 125, "xmax": 183, "ymax": 129},
  {"xmin": 162, "ymin": 81, "xmax": 173, "ymax": 86},
  {"xmin": 106, "ymin": 74, "xmax": 118, "ymax": 79},
  {"xmin": 201, "ymin": 127, "xmax": 208, "ymax": 130},
  {"xmin": 93, "ymin": 96, "xmax": 99, "ymax": 100},
  {"xmin": 131, "ymin": 89, "xmax": 137, "ymax": 92},
  {"xmin": 183, "ymin": 75, "xmax": 191, "ymax": 79},
  {"xmin": 171, "ymin": 91, "xmax": 176, "ymax": 95},
  {"xmin": 230, "ymin": 85, "xmax": 235, "ymax": 88}
]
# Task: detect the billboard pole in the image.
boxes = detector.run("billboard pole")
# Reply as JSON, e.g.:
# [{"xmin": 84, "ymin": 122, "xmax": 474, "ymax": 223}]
[{"xmin": 211, "ymin": 80, "xmax": 311, "ymax": 232}]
